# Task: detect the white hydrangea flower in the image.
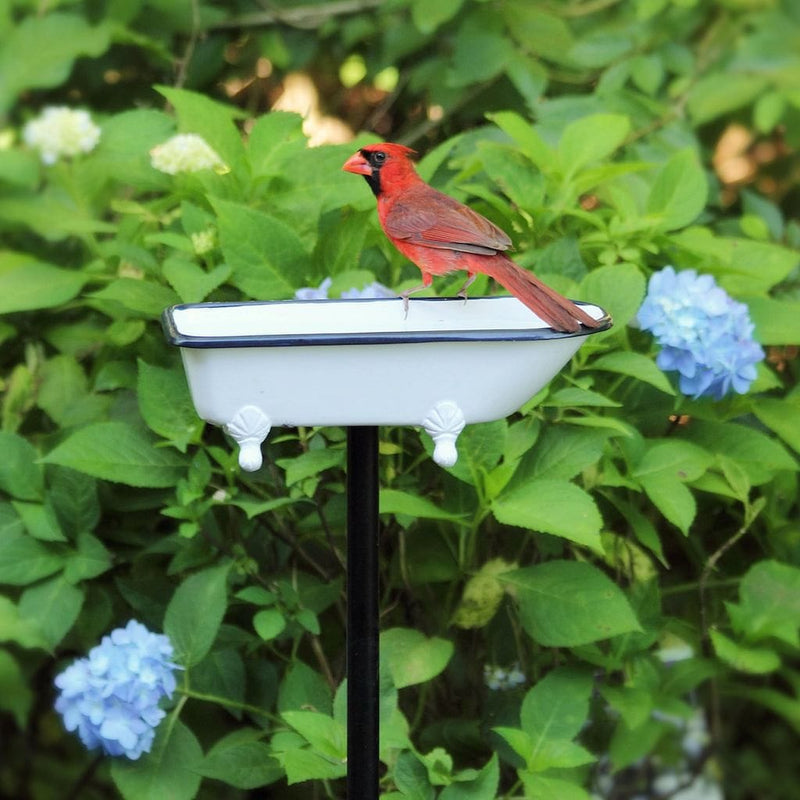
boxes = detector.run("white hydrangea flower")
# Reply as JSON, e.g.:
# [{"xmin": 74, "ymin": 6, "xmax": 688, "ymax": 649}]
[
  {"xmin": 150, "ymin": 134, "xmax": 227, "ymax": 175},
  {"xmin": 23, "ymin": 107, "xmax": 101, "ymax": 164},
  {"xmin": 483, "ymin": 662, "xmax": 526, "ymax": 691},
  {"xmin": 191, "ymin": 229, "xmax": 216, "ymax": 256}
]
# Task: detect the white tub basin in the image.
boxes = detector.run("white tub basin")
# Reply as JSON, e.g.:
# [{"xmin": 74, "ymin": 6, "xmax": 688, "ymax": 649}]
[{"xmin": 162, "ymin": 296, "xmax": 611, "ymax": 468}]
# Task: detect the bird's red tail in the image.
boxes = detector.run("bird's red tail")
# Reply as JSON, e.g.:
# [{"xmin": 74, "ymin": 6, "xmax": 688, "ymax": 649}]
[{"xmin": 484, "ymin": 256, "xmax": 601, "ymax": 333}]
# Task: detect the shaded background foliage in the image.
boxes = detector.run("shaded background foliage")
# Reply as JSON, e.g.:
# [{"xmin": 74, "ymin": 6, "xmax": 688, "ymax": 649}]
[{"xmin": 1, "ymin": 0, "xmax": 799, "ymax": 798}]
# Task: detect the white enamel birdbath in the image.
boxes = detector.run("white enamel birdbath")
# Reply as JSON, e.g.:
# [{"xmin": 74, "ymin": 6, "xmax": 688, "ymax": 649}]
[
  {"xmin": 163, "ymin": 293, "xmax": 610, "ymax": 797},
  {"xmin": 162, "ymin": 295, "xmax": 611, "ymax": 469}
]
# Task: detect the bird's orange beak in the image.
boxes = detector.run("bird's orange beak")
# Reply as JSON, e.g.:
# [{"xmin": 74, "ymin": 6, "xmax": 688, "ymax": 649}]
[{"xmin": 342, "ymin": 151, "xmax": 371, "ymax": 176}]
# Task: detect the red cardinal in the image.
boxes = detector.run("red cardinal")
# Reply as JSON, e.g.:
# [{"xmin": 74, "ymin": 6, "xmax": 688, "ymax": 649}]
[{"xmin": 342, "ymin": 143, "xmax": 600, "ymax": 333}]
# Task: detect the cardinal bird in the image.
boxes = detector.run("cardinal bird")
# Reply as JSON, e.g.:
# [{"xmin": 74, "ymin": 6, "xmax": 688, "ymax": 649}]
[{"xmin": 342, "ymin": 143, "xmax": 600, "ymax": 333}]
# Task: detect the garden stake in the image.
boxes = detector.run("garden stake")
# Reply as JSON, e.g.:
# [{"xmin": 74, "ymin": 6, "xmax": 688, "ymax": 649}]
[{"xmin": 346, "ymin": 425, "xmax": 380, "ymax": 798}]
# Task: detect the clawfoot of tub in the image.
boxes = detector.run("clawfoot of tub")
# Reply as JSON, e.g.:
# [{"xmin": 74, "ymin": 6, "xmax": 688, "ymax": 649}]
[
  {"xmin": 224, "ymin": 405, "xmax": 272, "ymax": 471},
  {"xmin": 422, "ymin": 400, "xmax": 466, "ymax": 468}
]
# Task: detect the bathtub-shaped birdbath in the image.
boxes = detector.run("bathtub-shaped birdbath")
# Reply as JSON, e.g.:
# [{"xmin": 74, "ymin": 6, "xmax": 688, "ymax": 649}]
[{"xmin": 162, "ymin": 296, "xmax": 611, "ymax": 468}]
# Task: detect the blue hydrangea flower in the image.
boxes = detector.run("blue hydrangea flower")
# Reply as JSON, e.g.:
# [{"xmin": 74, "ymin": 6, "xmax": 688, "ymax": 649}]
[
  {"xmin": 294, "ymin": 277, "xmax": 395, "ymax": 300},
  {"xmin": 638, "ymin": 266, "xmax": 764, "ymax": 400},
  {"xmin": 54, "ymin": 620, "xmax": 180, "ymax": 760}
]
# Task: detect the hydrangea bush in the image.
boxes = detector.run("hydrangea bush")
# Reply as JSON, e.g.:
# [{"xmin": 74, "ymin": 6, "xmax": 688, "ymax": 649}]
[{"xmin": 0, "ymin": 2, "xmax": 798, "ymax": 800}]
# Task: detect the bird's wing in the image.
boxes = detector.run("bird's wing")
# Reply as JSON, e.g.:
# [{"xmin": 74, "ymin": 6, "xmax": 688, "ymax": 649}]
[{"xmin": 384, "ymin": 188, "xmax": 512, "ymax": 256}]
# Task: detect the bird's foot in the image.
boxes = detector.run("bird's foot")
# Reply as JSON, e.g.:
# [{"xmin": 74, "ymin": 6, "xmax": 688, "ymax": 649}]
[
  {"xmin": 456, "ymin": 273, "xmax": 476, "ymax": 305},
  {"xmin": 398, "ymin": 281, "xmax": 431, "ymax": 319}
]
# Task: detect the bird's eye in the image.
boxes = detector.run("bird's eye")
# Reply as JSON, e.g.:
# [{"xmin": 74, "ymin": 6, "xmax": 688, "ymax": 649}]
[{"xmin": 372, "ymin": 151, "xmax": 387, "ymax": 165}]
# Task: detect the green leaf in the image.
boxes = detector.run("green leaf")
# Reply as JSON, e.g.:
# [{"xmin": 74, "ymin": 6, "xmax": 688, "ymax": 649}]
[
  {"xmin": 314, "ymin": 213, "xmax": 370, "ymax": 278},
  {"xmin": 380, "ymin": 489, "xmax": 467, "ymax": 521},
  {"xmin": 0, "ymin": 595, "xmax": 48, "ymax": 649},
  {"xmin": 12, "ymin": 501, "xmax": 65, "ymax": 542},
  {"xmin": 43, "ymin": 422, "xmax": 188, "ymax": 488},
  {"xmin": 163, "ymin": 259, "xmax": 231, "ymax": 304},
  {"xmin": 442, "ymin": 420, "xmax": 508, "ymax": 487},
  {"xmin": 710, "ymin": 629, "xmax": 780, "ymax": 674},
  {"xmin": 747, "ymin": 297, "xmax": 800, "ymax": 345},
  {"xmin": 502, "ymin": 560, "xmax": 641, "ymax": 646},
  {"xmin": 558, "ymin": 114, "xmax": 630, "ymax": 176},
  {"xmin": 278, "ymin": 660, "xmax": 332, "ymax": 714},
  {"xmin": 89, "ymin": 278, "xmax": 179, "ymax": 318},
  {"xmin": 282, "ymin": 710, "xmax": 346, "ymax": 760},
  {"xmin": 477, "ymin": 143, "xmax": 546, "ymax": 214},
  {"xmin": 520, "ymin": 773, "xmax": 592, "ymax": 800},
  {"xmin": 247, "ymin": 112, "xmax": 306, "ymax": 178},
  {"xmin": 544, "ymin": 387, "xmax": 620, "ymax": 408},
  {"xmin": 528, "ymin": 739, "xmax": 596, "ymax": 771},
  {"xmin": 645, "ymin": 148, "xmax": 707, "ymax": 230},
  {"xmin": 199, "ymin": 730, "xmax": 282, "ymax": 789},
  {"xmin": 492, "ymin": 479, "xmax": 603, "ymax": 553},
  {"xmin": 590, "ymin": 351, "xmax": 675, "ymax": 395},
  {"xmin": 513, "ymin": 426, "xmax": 609, "ymax": 483},
  {"xmin": 18, "ymin": 575, "xmax": 83, "ymax": 650},
  {"xmin": 382, "ymin": 628, "xmax": 454, "ymax": 688},
  {"xmin": 191, "ymin": 648, "xmax": 245, "ymax": 717},
  {"xmin": 506, "ymin": 54, "xmax": 549, "ymax": 115},
  {"xmin": 137, "ymin": 359, "xmax": 201, "ymax": 451},
  {"xmin": 63, "ymin": 533, "xmax": 112, "ymax": 583},
  {"xmin": 0, "ymin": 189, "xmax": 114, "ymax": 240},
  {"xmin": 253, "ymin": 608, "xmax": 286, "ymax": 641},
  {"xmin": 449, "ymin": 10, "xmax": 514, "ymax": 86},
  {"xmin": 0, "ymin": 255, "xmax": 87, "ymax": 314},
  {"xmin": 0, "ymin": 432, "xmax": 43, "ymax": 500},
  {"xmin": 600, "ymin": 685, "xmax": 653, "ymax": 730},
  {"xmin": 633, "ymin": 440, "xmax": 713, "ymax": 482},
  {"xmin": 439, "ymin": 754, "xmax": 499, "ymax": 800},
  {"xmin": 49, "ymin": 467, "xmax": 100, "ymax": 539},
  {"xmin": 279, "ymin": 747, "xmax": 347, "ymax": 785},
  {"xmin": 412, "ymin": 0, "xmax": 463, "ymax": 34},
  {"xmin": 0, "ymin": 150, "xmax": 38, "ymax": 189},
  {"xmin": 392, "ymin": 751, "xmax": 435, "ymax": 800},
  {"xmin": 38, "ymin": 355, "xmax": 108, "ymax": 428},
  {"xmin": 727, "ymin": 560, "xmax": 800, "ymax": 646},
  {"xmin": 486, "ymin": 111, "xmax": 553, "ymax": 170},
  {"xmin": 164, "ymin": 563, "xmax": 230, "ymax": 667},
  {"xmin": 609, "ymin": 716, "xmax": 667, "ymax": 772},
  {"xmin": 579, "ymin": 262, "xmax": 646, "ymax": 330},
  {"xmin": 0, "ymin": 13, "xmax": 111, "ymax": 111},
  {"xmin": 680, "ymin": 420, "xmax": 797, "ymax": 486},
  {"xmin": 502, "ymin": 3, "xmax": 574, "ymax": 65},
  {"xmin": 520, "ymin": 667, "xmax": 593, "ymax": 743},
  {"xmin": 111, "ymin": 719, "xmax": 203, "ymax": 800},
  {"xmin": 638, "ymin": 475, "xmax": 696, "ymax": 535},
  {"xmin": 212, "ymin": 197, "xmax": 306, "ymax": 299},
  {"xmin": 673, "ymin": 231, "xmax": 798, "ymax": 295},
  {"xmin": 570, "ymin": 31, "xmax": 633, "ymax": 67},
  {"xmin": 0, "ymin": 649, "xmax": 34, "ymax": 726},
  {"xmin": 493, "ymin": 726, "xmax": 533, "ymax": 763},
  {"xmin": 276, "ymin": 449, "xmax": 344, "ymax": 486},
  {"xmin": 0, "ymin": 529, "xmax": 63, "ymax": 586},
  {"xmin": 687, "ymin": 73, "xmax": 769, "ymax": 125}
]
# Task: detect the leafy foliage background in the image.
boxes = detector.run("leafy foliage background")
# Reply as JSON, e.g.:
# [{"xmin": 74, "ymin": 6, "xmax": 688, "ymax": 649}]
[{"xmin": 1, "ymin": 0, "xmax": 799, "ymax": 798}]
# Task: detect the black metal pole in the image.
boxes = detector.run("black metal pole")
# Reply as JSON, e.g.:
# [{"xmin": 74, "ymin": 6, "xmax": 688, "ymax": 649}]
[{"xmin": 346, "ymin": 426, "xmax": 380, "ymax": 799}]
